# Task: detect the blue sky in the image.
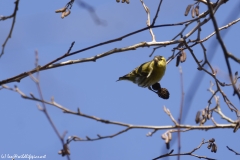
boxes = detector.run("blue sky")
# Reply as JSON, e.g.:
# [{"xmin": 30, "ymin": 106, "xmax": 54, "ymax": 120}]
[{"xmin": 0, "ymin": 0, "xmax": 240, "ymax": 160}]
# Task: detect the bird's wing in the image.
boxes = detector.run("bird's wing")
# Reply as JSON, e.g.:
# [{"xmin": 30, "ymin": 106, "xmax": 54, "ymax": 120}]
[
  {"xmin": 134, "ymin": 61, "xmax": 152, "ymax": 77},
  {"xmin": 117, "ymin": 60, "xmax": 152, "ymax": 84}
]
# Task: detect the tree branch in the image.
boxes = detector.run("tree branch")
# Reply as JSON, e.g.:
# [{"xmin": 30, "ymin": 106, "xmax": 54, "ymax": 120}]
[
  {"xmin": 206, "ymin": 0, "xmax": 240, "ymax": 98},
  {"xmin": 153, "ymin": 139, "xmax": 216, "ymax": 160},
  {"xmin": 0, "ymin": 0, "xmax": 20, "ymax": 58}
]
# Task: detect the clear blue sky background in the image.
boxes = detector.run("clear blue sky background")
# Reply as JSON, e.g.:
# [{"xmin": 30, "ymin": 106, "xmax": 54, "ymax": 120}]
[{"xmin": 0, "ymin": 0, "xmax": 240, "ymax": 160}]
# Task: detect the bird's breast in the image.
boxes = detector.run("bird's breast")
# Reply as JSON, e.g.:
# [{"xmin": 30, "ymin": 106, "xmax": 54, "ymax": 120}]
[{"xmin": 152, "ymin": 65, "xmax": 166, "ymax": 82}]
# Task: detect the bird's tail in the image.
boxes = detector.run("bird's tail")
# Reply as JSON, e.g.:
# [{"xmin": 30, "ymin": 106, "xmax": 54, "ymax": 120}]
[{"xmin": 116, "ymin": 75, "xmax": 130, "ymax": 82}]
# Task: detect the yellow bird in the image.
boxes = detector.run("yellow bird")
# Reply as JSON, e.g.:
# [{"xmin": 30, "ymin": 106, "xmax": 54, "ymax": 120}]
[{"xmin": 117, "ymin": 56, "xmax": 166, "ymax": 88}]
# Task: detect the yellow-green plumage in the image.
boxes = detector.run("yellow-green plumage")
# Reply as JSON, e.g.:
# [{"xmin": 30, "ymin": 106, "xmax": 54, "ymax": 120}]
[{"xmin": 117, "ymin": 56, "xmax": 166, "ymax": 88}]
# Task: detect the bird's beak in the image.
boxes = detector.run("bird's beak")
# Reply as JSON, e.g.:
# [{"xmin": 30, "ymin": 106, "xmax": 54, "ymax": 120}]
[{"xmin": 154, "ymin": 57, "xmax": 159, "ymax": 63}]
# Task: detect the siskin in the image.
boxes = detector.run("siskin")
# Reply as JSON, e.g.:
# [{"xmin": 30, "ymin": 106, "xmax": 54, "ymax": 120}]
[{"xmin": 117, "ymin": 56, "xmax": 166, "ymax": 88}]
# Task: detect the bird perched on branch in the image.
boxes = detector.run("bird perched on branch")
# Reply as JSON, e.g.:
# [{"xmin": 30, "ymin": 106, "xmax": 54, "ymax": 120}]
[{"xmin": 117, "ymin": 56, "xmax": 166, "ymax": 88}]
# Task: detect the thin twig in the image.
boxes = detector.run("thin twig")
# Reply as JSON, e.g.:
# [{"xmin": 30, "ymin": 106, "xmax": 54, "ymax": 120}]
[
  {"xmin": 206, "ymin": 0, "xmax": 240, "ymax": 98},
  {"xmin": 208, "ymin": 81, "xmax": 234, "ymax": 123},
  {"xmin": 151, "ymin": 0, "xmax": 163, "ymax": 26},
  {"xmin": 67, "ymin": 127, "xmax": 130, "ymax": 142},
  {"xmin": 29, "ymin": 53, "xmax": 70, "ymax": 159},
  {"xmin": 178, "ymin": 66, "xmax": 184, "ymax": 160},
  {"xmin": 198, "ymin": 17, "xmax": 240, "ymax": 44},
  {"xmin": 153, "ymin": 139, "xmax": 216, "ymax": 160},
  {"xmin": 0, "ymin": 0, "xmax": 20, "ymax": 58},
  {"xmin": 164, "ymin": 106, "xmax": 179, "ymax": 126},
  {"xmin": 226, "ymin": 146, "xmax": 240, "ymax": 155},
  {"xmin": 184, "ymin": 40, "xmax": 238, "ymax": 113},
  {"xmin": 140, "ymin": 0, "xmax": 156, "ymax": 42}
]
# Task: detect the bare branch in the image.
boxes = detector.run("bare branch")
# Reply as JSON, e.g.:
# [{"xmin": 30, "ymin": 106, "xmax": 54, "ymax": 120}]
[
  {"xmin": 27, "ymin": 53, "xmax": 70, "ymax": 159},
  {"xmin": 2, "ymin": 84, "xmax": 237, "ymax": 132},
  {"xmin": 151, "ymin": 0, "xmax": 163, "ymax": 26},
  {"xmin": 227, "ymin": 146, "xmax": 240, "ymax": 155},
  {"xmin": 208, "ymin": 82, "xmax": 235, "ymax": 123},
  {"xmin": 67, "ymin": 127, "xmax": 130, "ymax": 142},
  {"xmin": 0, "ymin": 0, "xmax": 20, "ymax": 58},
  {"xmin": 163, "ymin": 106, "xmax": 179, "ymax": 126},
  {"xmin": 199, "ymin": 18, "xmax": 240, "ymax": 43},
  {"xmin": 184, "ymin": 40, "xmax": 238, "ymax": 113},
  {"xmin": 206, "ymin": 0, "xmax": 240, "ymax": 98},
  {"xmin": 178, "ymin": 66, "xmax": 185, "ymax": 158},
  {"xmin": 153, "ymin": 139, "xmax": 216, "ymax": 160},
  {"xmin": 0, "ymin": 3, "xmax": 228, "ymax": 86},
  {"xmin": 140, "ymin": 0, "xmax": 156, "ymax": 41}
]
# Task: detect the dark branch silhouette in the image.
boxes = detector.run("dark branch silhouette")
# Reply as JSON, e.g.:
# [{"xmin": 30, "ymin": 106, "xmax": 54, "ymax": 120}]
[{"xmin": 0, "ymin": 0, "xmax": 20, "ymax": 58}]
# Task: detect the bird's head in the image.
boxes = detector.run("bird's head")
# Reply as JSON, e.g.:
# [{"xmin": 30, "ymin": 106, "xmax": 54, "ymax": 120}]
[{"xmin": 154, "ymin": 56, "xmax": 166, "ymax": 67}]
